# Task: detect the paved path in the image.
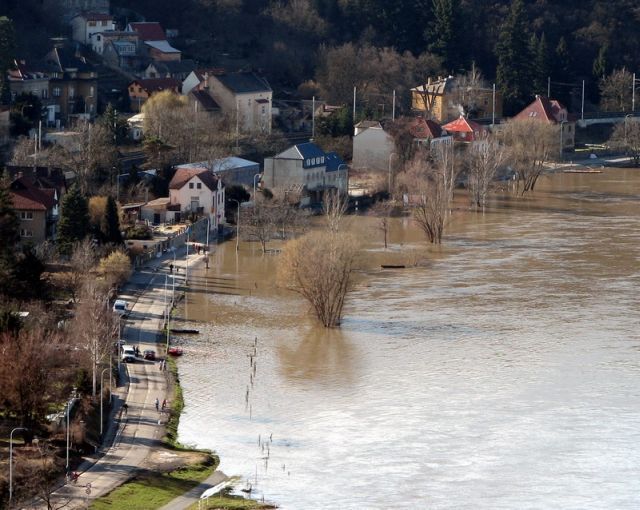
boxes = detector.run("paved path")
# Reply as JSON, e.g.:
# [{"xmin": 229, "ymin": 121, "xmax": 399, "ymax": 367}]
[
  {"xmin": 159, "ymin": 471, "xmax": 229, "ymax": 510},
  {"xmin": 46, "ymin": 246, "xmax": 208, "ymax": 509}
]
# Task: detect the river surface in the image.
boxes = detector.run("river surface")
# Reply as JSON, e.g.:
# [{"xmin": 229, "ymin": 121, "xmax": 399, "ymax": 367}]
[{"xmin": 176, "ymin": 168, "xmax": 640, "ymax": 509}]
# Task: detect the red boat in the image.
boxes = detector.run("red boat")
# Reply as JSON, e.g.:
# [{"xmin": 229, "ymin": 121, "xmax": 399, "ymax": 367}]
[{"xmin": 168, "ymin": 347, "xmax": 183, "ymax": 356}]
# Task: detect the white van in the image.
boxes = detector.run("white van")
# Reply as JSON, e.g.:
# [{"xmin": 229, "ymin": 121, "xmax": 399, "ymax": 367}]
[
  {"xmin": 113, "ymin": 299, "xmax": 128, "ymax": 315},
  {"xmin": 121, "ymin": 345, "xmax": 136, "ymax": 363}
]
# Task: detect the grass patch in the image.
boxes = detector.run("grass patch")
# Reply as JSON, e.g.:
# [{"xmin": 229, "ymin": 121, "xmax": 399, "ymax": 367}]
[
  {"xmin": 187, "ymin": 493, "xmax": 276, "ymax": 509},
  {"xmin": 163, "ymin": 355, "xmax": 185, "ymax": 449},
  {"xmin": 91, "ymin": 460, "xmax": 215, "ymax": 510}
]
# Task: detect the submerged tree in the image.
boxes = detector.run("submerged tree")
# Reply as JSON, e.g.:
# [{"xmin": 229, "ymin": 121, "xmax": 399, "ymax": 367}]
[
  {"xmin": 277, "ymin": 231, "xmax": 359, "ymax": 327},
  {"xmin": 466, "ymin": 135, "xmax": 506, "ymax": 209},
  {"xmin": 501, "ymin": 119, "xmax": 556, "ymax": 195},
  {"xmin": 608, "ymin": 119, "xmax": 640, "ymax": 166}
]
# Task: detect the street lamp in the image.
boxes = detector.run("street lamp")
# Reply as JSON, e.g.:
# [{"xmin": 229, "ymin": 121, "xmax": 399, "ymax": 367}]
[
  {"xmin": 388, "ymin": 152, "xmax": 397, "ymax": 194},
  {"xmin": 9, "ymin": 427, "xmax": 27, "ymax": 505},
  {"xmin": 337, "ymin": 164, "xmax": 349, "ymax": 195},
  {"xmin": 100, "ymin": 367, "xmax": 110, "ymax": 437},
  {"xmin": 624, "ymin": 113, "xmax": 633, "ymax": 147},
  {"xmin": 559, "ymin": 120, "xmax": 567, "ymax": 159},
  {"xmin": 253, "ymin": 173, "xmax": 261, "ymax": 198},
  {"xmin": 66, "ymin": 399, "xmax": 71, "ymax": 472},
  {"xmin": 230, "ymin": 199, "xmax": 241, "ymax": 252}
]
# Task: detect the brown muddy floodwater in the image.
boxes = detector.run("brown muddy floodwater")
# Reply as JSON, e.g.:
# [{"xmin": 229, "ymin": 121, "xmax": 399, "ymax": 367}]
[{"xmin": 176, "ymin": 168, "xmax": 640, "ymax": 509}]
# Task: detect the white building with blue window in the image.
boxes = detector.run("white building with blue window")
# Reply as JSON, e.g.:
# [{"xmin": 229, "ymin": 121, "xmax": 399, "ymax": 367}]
[{"xmin": 263, "ymin": 142, "xmax": 347, "ymax": 204}]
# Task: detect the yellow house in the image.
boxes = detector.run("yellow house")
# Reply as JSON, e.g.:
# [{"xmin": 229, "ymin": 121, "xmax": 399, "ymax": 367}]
[{"xmin": 411, "ymin": 76, "xmax": 503, "ymax": 123}]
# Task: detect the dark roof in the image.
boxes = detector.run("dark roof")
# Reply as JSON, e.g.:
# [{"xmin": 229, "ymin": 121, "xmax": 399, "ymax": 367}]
[
  {"xmin": 190, "ymin": 90, "xmax": 220, "ymax": 112},
  {"xmin": 47, "ymin": 47, "xmax": 93, "ymax": 73},
  {"xmin": 149, "ymin": 59, "xmax": 196, "ymax": 75},
  {"xmin": 215, "ymin": 72, "xmax": 271, "ymax": 94},
  {"xmin": 6, "ymin": 166, "xmax": 67, "ymax": 191},
  {"xmin": 325, "ymin": 152, "xmax": 346, "ymax": 172},
  {"xmin": 130, "ymin": 78, "xmax": 180, "ymax": 94},
  {"xmin": 169, "ymin": 167, "xmax": 219, "ymax": 191},
  {"xmin": 10, "ymin": 177, "xmax": 56, "ymax": 211},
  {"xmin": 410, "ymin": 118, "xmax": 443, "ymax": 139},
  {"xmin": 295, "ymin": 142, "xmax": 325, "ymax": 160},
  {"xmin": 128, "ymin": 22, "xmax": 166, "ymax": 41}
]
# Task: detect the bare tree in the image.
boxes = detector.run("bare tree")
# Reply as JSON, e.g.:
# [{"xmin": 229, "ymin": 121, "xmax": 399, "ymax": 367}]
[
  {"xmin": 609, "ymin": 118, "xmax": 640, "ymax": 166},
  {"xmin": 466, "ymin": 135, "xmax": 506, "ymax": 209},
  {"xmin": 69, "ymin": 281, "xmax": 118, "ymax": 397},
  {"xmin": 62, "ymin": 239, "xmax": 97, "ymax": 303},
  {"xmin": 19, "ymin": 441, "xmax": 71, "ymax": 510},
  {"xmin": 323, "ymin": 189, "xmax": 348, "ymax": 233},
  {"xmin": 398, "ymin": 145, "xmax": 459, "ymax": 244},
  {"xmin": 277, "ymin": 231, "xmax": 359, "ymax": 327},
  {"xmin": 500, "ymin": 119, "xmax": 556, "ymax": 195},
  {"xmin": 369, "ymin": 200, "xmax": 393, "ymax": 249},
  {"xmin": 600, "ymin": 68, "xmax": 634, "ymax": 112},
  {"xmin": 241, "ymin": 199, "xmax": 277, "ymax": 253}
]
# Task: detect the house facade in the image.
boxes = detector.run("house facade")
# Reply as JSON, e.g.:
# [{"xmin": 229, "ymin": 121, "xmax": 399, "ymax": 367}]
[
  {"xmin": 128, "ymin": 78, "xmax": 180, "ymax": 111},
  {"xmin": 90, "ymin": 30, "xmax": 138, "ymax": 56},
  {"xmin": 411, "ymin": 75, "xmax": 503, "ymax": 123},
  {"xmin": 263, "ymin": 142, "xmax": 347, "ymax": 204},
  {"xmin": 144, "ymin": 60, "xmax": 195, "ymax": 81},
  {"xmin": 168, "ymin": 167, "xmax": 226, "ymax": 230},
  {"xmin": 352, "ymin": 121, "xmax": 396, "ymax": 173},
  {"xmin": 10, "ymin": 177, "xmax": 59, "ymax": 245},
  {"xmin": 126, "ymin": 22, "xmax": 181, "ymax": 63},
  {"xmin": 513, "ymin": 95, "xmax": 575, "ymax": 151},
  {"xmin": 70, "ymin": 13, "xmax": 115, "ymax": 45},
  {"xmin": 206, "ymin": 71, "xmax": 272, "ymax": 133}
]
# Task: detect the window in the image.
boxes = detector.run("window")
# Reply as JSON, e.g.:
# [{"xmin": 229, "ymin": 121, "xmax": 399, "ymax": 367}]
[
  {"xmin": 196, "ymin": 182, "xmax": 202, "ymax": 189},
  {"xmin": 20, "ymin": 229, "xmax": 33, "ymax": 238},
  {"xmin": 88, "ymin": 21, "xmax": 96, "ymax": 27},
  {"xmin": 129, "ymin": 86, "xmax": 134, "ymax": 93},
  {"xmin": 69, "ymin": 87, "xmax": 75, "ymax": 98},
  {"xmin": 90, "ymin": 86, "xmax": 94, "ymax": 97},
  {"xmin": 20, "ymin": 211, "xmax": 33, "ymax": 220},
  {"xmin": 189, "ymin": 182, "xmax": 194, "ymax": 189},
  {"xmin": 53, "ymin": 87, "xmax": 61, "ymax": 97},
  {"xmin": 41, "ymin": 88, "xmax": 48, "ymax": 99},
  {"xmin": 101, "ymin": 20, "xmax": 108, "ymax": 26},
  {"xmin": 97, "ymin": 35, "xmax": 101, "ymax": 41}
]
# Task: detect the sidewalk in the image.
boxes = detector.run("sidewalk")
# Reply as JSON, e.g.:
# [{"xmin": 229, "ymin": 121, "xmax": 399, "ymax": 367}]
[{"xmin": 159, "ymin": 471, "xmax": 229, "ymax": 510}]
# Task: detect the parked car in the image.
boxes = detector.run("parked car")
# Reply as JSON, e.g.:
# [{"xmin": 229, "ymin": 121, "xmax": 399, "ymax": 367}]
[
  {"xmin": 143, "ymin": 349, "xmax": 156, "ymax": 361},
  {"xmin": 121, "ymin": 345, "xmax": 136, "ymax": 363},
  {"xmin": 113, "ymin": 299, "xmax": 128, "ymax": 315}
]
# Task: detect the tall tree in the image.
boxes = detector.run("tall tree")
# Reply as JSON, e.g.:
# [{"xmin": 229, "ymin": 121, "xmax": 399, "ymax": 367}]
[
  {"xmin": 102, "ymin": 195, "xmax": 122, "ymax": 245},
  {"xmin": 592, "ymin": 43, "xmax": 608, "ymax": 79},
  {"xmin": 530, "ymin": 33, "xmax": 550, "ymax": 95},
  {"xmin": 495, "ymin": 0, "xmax": 532, "ymax": 114},
  {"xmin": 600, "ymin": 68, "xmax": 633, "ymax": 112},
  {"xmin": 427, "ymin": 0, "xmax": 463, "ymax": 72},
  {"xmin": 0, "ymin": 17, "xmax": 15, "ymax": 105},
  {"xmin": 0, "ymin": 173, "xmax": 19, "ymax": 291},
  {"xmin": 57, "ymin": 184, "xmax": 90, "ymax": 255}
]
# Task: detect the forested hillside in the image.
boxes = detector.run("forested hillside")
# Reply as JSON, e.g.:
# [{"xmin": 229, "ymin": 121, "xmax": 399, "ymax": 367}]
[{"xmin": 3, "ymin": 0, "xmax": 640, "ymax": 113}]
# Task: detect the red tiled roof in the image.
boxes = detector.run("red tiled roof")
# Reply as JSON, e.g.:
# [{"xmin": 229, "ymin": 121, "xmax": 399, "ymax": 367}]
[
  {"xmin": 130, "ymin": 78, "xmax": 180, "ymax": 94},
  {"xmin": 513, "ymin": 95, "xmax": 568, "ymax": 124},
  {"xmin": 128, "ymin": 22, "xmax": 166, "ymax": 41},
  {"xmin": 10, "ymin": 177, "xmax": 56, "ymax": 211},
  {"xmin": 442, "ymin": 115, "xmax": 483, "ymax": 133},
  {"xmin": 410, "ymin": 118, "xmax": 443, "ymax": 139},
  {"xmin": 169, "ymin": 167, "xmax": 219, "ymax": 192}
]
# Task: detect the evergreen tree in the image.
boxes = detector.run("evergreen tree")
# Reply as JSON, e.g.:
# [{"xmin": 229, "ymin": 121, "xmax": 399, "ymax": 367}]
[
  {"xmin": 102, "ymin": 195, "xmax": 122, "ymax": 245},
  {"xmin": 495, "ymin": 0, "xmax": 532, "ymax": 114},
  {"xmin": 535, "ymin": 33, "xmax": 550, "ymax": 95},
  {"xmin": 0, "ymin": 172, "xmax": 19, "ymax": 292},
  {"xmin": 0, "ymin": 17, "xmax": 15, "ymax": 106},
  {"xmin": 593, "ymin": 43, "xmax": 608, "ymax": 79},
  {"xmin": 57, "ymin": 184, "xmax": 90, "ymax": 256},
  {"xmin": 427, "ymin": 0, "xmax": 463, "ymax": 72}
]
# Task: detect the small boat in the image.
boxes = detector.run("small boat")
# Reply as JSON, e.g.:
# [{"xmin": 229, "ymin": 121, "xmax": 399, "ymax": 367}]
[
  {"xmin": 168, "ymin": 347, "xmax": 183, "ymax": 356},
  {"xmin": 381, "ymin": 264, "xmax": 406, "ymax": 269},
  {"xmin": 170, "ymin": 328, "xmax": 200, "ymax": 334}
]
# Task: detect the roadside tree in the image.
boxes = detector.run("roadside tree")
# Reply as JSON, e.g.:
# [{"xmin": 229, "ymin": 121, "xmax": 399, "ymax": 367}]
[
  {"xmin": 99, "ymin": 249, "xmax": 131, "ymax": 289},
  {"xmin": 608, "ymin": 118, "xmax": 640, "ymax": 166},
  {"xmin": 600, "ymin": 68, "xmax": 633, "ymax": 112}
]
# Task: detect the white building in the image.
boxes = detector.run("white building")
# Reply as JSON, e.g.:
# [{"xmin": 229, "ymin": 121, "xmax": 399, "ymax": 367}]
[
  {"xmin": 352, "ymin": 121, "xmax": 396, "ymax": 173},
  {"xmin": 168, "ymin": 167, "xmax": 225, "ymax": 231},
  {"xmin": 70, "ymin": 13, "xmax": 115, "ymax": 45}
]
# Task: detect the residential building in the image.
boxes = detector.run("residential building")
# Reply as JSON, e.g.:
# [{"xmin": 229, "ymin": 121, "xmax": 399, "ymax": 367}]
[
  {"xmin": 513, "ymin": 95, "xmax": 575, "ymax": 151},
  {"xmin": 263, "ymin": 142, "xmax": 347, "ymax": 204},
  {"xmin": 70, "ymin": 13, "xmax": 115, "ymax": 45},
  {"xmin": 44, "ymin": 41, "xmax": 98, "ymax": 124},
  {"xmin": 175, "ymin": 156, "xmax": 260, "ymax": 187},
  {"xmin": 10, "ymin": 176, "xmax": 59, "ymax": 245},
  {"xmin": 441, "ymin": 115, "xmax": 485, "ymax": 142},
  {"xmin": 411, "ymin": 75, "xmax": 502, "ymax": 123},
  {"xmin": 188, "ymin": 89, "xmax": 220, "ymax": 116},
  {"xmin": 181, "ymin": 68, "xmax": 224, "ymax": 95},
  {"xmin": 352, "ymin": 120, "xmax": 396, "ymax": 173},
  {"xmin": 90, "ymin": 30, "xmax": 138, "ymax": 56},
  {"xmin": 144, "ymin": 60, "xmax": 196, "ymax": 81},
  {"xmin": 128, "ymin": 78, "xmax": 180, "ymax": 111},
  {"xmin": 168, "ymin": 167, "xmax": 226, "ymax": 230},
  {"xmin": 44, "ymin": 0, "xmax": 109, "ymax": 20},
  {"xmin": 8, "ymin": 60, "xmax": 51, "ymax": 102},
  {"xmin": 103, "ymin": 39, "xmax": 142, "ymax": 71},
  {"xmin": 126, "ymin": 22, "xmax": 181, "ymax": 62},
  {"xmin": 205, "ymin": 71, "xmax": 272, "ymax": 133}
]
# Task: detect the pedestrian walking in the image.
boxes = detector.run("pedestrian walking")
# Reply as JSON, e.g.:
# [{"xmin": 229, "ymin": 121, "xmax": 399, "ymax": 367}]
[
  {"xmin": 169, "ymin": 263, "xmax": 173, "ymax": 273},
  {"xmin": 122, "ymin": 403, "xmax": 128, "ymax": 415},
  {"xmin": 162, "ymin": 399, "xmax": 167, "ymax": 411},
  {"xmin": 155, "ymin": 398, "xmax": 159, "ymax": 412}
]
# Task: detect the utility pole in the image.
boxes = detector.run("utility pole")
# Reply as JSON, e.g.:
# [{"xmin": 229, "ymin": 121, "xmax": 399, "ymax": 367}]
[
  {"xmin": 353, "ymin": 86, "xmax": 356, "ymax": 121},
  {"xmin": 581, "ymin": 80, "xmax": 585, "ymax": 122},
  {"xmin": 312, "ymin": 95, "xmax": 315, "ymax": 139},
  {"xmin": 547, "ymin": 76, "xmax": 551, "ymax": 98},
  {"xmin": 392, "ymin": 89, "xmax": 396, "ymax": 120},
  {"xmin": 492, "ymin": 83, "xmax": 496, "ymax": 126},
  {"xmin": 633, "ymin": 72, "xmax": 636, "ymax": 112}
]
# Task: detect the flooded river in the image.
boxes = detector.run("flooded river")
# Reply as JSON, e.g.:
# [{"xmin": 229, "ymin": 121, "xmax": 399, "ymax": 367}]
[{"xmin": 176, "ymin": 169, "xmax": 640, "ymax": 509}]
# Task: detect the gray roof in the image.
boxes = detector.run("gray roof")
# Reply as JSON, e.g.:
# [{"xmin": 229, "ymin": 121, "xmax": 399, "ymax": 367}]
[
  {"xmin": 215, "ymin": 72, "xmax": 271, "ymax": 94},
  {"xmin": 150, "ymin": 59, "xmax": 196, "ymax": 75}
]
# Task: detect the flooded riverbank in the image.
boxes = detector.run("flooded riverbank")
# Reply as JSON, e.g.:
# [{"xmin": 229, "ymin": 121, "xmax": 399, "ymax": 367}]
[{"xmin": 176, "ymin": 168, "xmax": 640, "ymax": 509}]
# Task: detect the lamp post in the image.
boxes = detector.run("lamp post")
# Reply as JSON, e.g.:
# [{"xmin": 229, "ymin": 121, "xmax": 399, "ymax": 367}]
[
  {"xmin": 624, "ymin": 113, "xmax": 633, "ymax": 147},
  {"xmin": 388, "ymin": 152, "xmax": 397, "ymax": 194},
  {"xmin": 253, "ymin": 173, "xmax": 261, "ymax": 198},
  {"xmin": 9, "ymin": 427, "xmax": 27, "ymax": 505},
  {"xmin": 559, "ymin": 120, "xmax": 567, "ymax": 159},
  {"xmin": 66, "ymin": 399, "xmax": 71, "ymax": 472},
  {"xmin": 100, "ymin": 367, "xmax": 110, "ymax": 437},
  {"xmin": 230, "ymin": 199, "xmax": 241, "ymax": 251},
  {"xmin": 337, "ymin": 163, "xmax": 348, "ymax": 195}
]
